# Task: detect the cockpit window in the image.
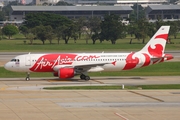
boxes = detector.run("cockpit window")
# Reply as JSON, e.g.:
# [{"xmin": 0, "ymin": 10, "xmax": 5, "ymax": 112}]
[
  {"xmin": 11, "ymin": 59, "xmax": 16, "ymax": 62},
  {"xmin": 10, "ymin": 59, "xmax": 20, "ymax": 62}
]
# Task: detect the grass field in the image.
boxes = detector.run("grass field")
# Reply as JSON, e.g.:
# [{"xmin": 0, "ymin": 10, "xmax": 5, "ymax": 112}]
[
  {"xmin": 0, "ymin": 33, "xmax": 180, "ymax": 52},
  {"xmin": 43, "ymin": 84, "xmax": 180, "ymax": 90},
  {"xmin": 0, "ymin": 62, "xmax": 180, "ymax": 78}
]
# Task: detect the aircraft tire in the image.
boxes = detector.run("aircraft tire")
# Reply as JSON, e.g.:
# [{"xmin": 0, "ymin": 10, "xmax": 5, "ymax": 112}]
[
  {"xmin": 80, "ymin": 74, "xmax": 85, "ymax": 80},
  {"xmin": 84, "ymin": 76, "xmax": 90, "ymax": 81},
  {"xmin": 26, "ymin": 77, "xmax": 30, "ymax": 81}
]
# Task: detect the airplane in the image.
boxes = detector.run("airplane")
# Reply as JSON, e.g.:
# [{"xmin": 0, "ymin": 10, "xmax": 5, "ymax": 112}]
[{"xmin": 4, "ymin": 26, "xmax": 173, "ymax": 81}]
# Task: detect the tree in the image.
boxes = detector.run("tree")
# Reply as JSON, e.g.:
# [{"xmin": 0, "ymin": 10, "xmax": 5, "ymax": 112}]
[
  {"xmin": 55, "ymin": 26, "xmax": 62, "ymax": 44},
  {"xmin": 146, "ymin": 22, "xmax": 156, "ymax": 40},
  {"xmin": 88, "ymin": 17, "xmax": 101, "ymax": 44},
  {"xmin": 167, "ymin": 21, "xmax": 179, "ymax": 39},
  {"xmin": 46, "ymin": 26, "xmax": 54, "ymax": 44},
  {"xmin": 61, "ymin": 25, "xmax": 70, "ymax": 44},
  {"xmin": 55, "ymin": 1, "xmax": 73, "ymax": 6},
  {"xmin": 0, "ymin": 28, "xmax": 2, "ymax": 40},
  {"xmin": 127, "ymin": 24, "xmax": 137, "ymax": 44},
  {"xmin": 155, "ymin": 19, "xmax": 166, "ymax": 30},
  {"xmin": 72, "ymin": 17, "xmax": 101, "ymax": 44},
  {"xmin": 71, "ymin": 34, "xmax": 78, "ymax": 43},
  {"xmin": 19, "ymin": 25, "xmax": 29, "ymax": 37},
  {"xmin": 74, "ymin": 17, "xmax": 86, "ymax": 39},
  {"xmin": 26, "ymin": 33, "xmax": 35, "ymax": 45},
  {"xmin": 134, "ymin": 19, "xmax": 149, "ymax": 44},
  {"xmin": 99, "ymin": 14, "xmax": 126, "ymax": 44},
  {"xmin": 61, "ymin": 23, "xmax": 76, "ymax": 44},
  {"xmin": 91, "ymin": 33, "xmax": 99, "ymax": 44},
  {"xmin": 2, "ymin": 24, "xmax": 19, "ymax": 39},
  {"xmin": 23, "ymin": 13, "xmax": 73, "ymax": 29},
  {"xmin": 33, "ymin": 25, "xmax": 51, "ymax": 44}
]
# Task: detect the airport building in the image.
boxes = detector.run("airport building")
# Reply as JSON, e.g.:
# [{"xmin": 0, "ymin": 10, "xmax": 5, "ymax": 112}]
[
  {"xmin": 32, "ymin": 0, "xmax": 168, "ymax": 6},
  {"xmin": 146, "ymin": 5, "xmax": 180, "ymax": 22},
  {"xmin": 66, "ymin": 0, "xmax": 168, "ymax": 6},
  {"xmin": 33, "ymin": 0, "xmax": 60, "ymax": 5},
  {"xmin": 9, "ymin": 5, "xmax": 133, "ymax": 21},
  {"xmin": 9, "ymin": 4, "xmax": 180, "ymax": 25}
]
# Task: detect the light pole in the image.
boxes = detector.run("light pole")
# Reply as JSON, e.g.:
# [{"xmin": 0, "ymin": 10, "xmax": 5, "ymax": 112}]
[{"xmin": 137, "ymin": 0, "xmax": 138, "ymax": 20}]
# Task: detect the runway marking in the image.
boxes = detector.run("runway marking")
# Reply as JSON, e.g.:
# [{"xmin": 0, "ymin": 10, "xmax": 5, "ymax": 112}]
[
  {"xmin": 91, "ymin": 80, "xmax": 104, "ymax": 84},
  {"xmin": 129, "ymin": 91, "xmax": 164, "ymax": 102},
  {"xmin": 114, "ymin": 113, "xmax": 129, "ymax": 120}
]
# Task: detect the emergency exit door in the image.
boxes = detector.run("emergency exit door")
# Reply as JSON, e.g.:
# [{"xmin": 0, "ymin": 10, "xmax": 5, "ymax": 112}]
[{"xmin": 25, "ymin": 56, "xmax": 31, "ymax": 66}]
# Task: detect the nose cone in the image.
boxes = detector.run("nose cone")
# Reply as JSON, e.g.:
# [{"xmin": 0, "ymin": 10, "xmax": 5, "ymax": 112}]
[
  {"xmin": 4, "ymin": 62, "xmax": 11, "ymax": 71},
  {"xmin": 165, "ymin": 54, "xmax": 174, "ymax": 60}
]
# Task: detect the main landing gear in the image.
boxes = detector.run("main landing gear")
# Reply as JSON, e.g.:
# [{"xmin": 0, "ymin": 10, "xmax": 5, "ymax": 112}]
[
  {"xmin": 25, "ymin": 73, "xmax": 90, "ymax": 81},
  {"xmin": 80, "ymin": 74, "xmax": 90, "ymax": 81},
  {"xmin": 26, "ymin": 72, "xmax": 30, "ymax": 81}
]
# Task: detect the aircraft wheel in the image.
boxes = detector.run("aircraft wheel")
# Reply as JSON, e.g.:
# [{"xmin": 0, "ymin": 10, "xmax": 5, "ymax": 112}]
[
  {"xmin": 26, "ymin": 72, "xmax": 30, "ymax": 81},
  {"xmin": 26, "ymin": 77, "xmax": 30, "ymax": 81},
  {"xmin": 84, "ymin": 76, "xmax": 90, "ymax": 81},
  {"xmin": 80, "ymin": 74, "xmax": 85, "ymax": 80}
]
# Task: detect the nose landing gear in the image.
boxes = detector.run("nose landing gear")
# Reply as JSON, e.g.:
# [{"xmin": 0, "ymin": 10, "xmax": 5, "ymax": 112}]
[{"xmin": 26, "ymin": 72, "xmax": 30, "ymax": 81}]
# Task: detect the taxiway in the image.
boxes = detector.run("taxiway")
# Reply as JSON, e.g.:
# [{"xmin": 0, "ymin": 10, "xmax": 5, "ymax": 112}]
[{"xmin": 0, "ymin": 76, "xmax": 180, "ymax": 120}]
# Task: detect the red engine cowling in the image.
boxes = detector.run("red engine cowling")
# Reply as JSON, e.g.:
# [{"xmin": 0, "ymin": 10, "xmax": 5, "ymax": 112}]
[{"xmin": 55, "ymin": 68, "xmax": 75, "ymax": 79}]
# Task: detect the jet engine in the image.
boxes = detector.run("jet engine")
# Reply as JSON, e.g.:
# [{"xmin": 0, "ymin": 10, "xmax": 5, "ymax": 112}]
[{"xmin": 53, "ymin": 68, "xmax": 75, "ymax": 79}]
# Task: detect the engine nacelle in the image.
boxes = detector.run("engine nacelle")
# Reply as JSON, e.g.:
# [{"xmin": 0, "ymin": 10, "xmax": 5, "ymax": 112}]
[{"xmin": 55, "ymin": 68, "xmax": 75, "ymax": 79}]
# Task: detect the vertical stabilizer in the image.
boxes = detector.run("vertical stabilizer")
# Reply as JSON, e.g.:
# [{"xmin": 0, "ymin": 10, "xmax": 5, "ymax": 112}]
[{"xmin": 139, "ymin": 26, "xmax": 170, "ymax": 57}]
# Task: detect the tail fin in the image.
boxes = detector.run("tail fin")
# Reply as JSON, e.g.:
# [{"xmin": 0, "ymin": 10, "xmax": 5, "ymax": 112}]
[{"xmin": 139, "ymin": 26, "xmax": 170, "ymax": 57}]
